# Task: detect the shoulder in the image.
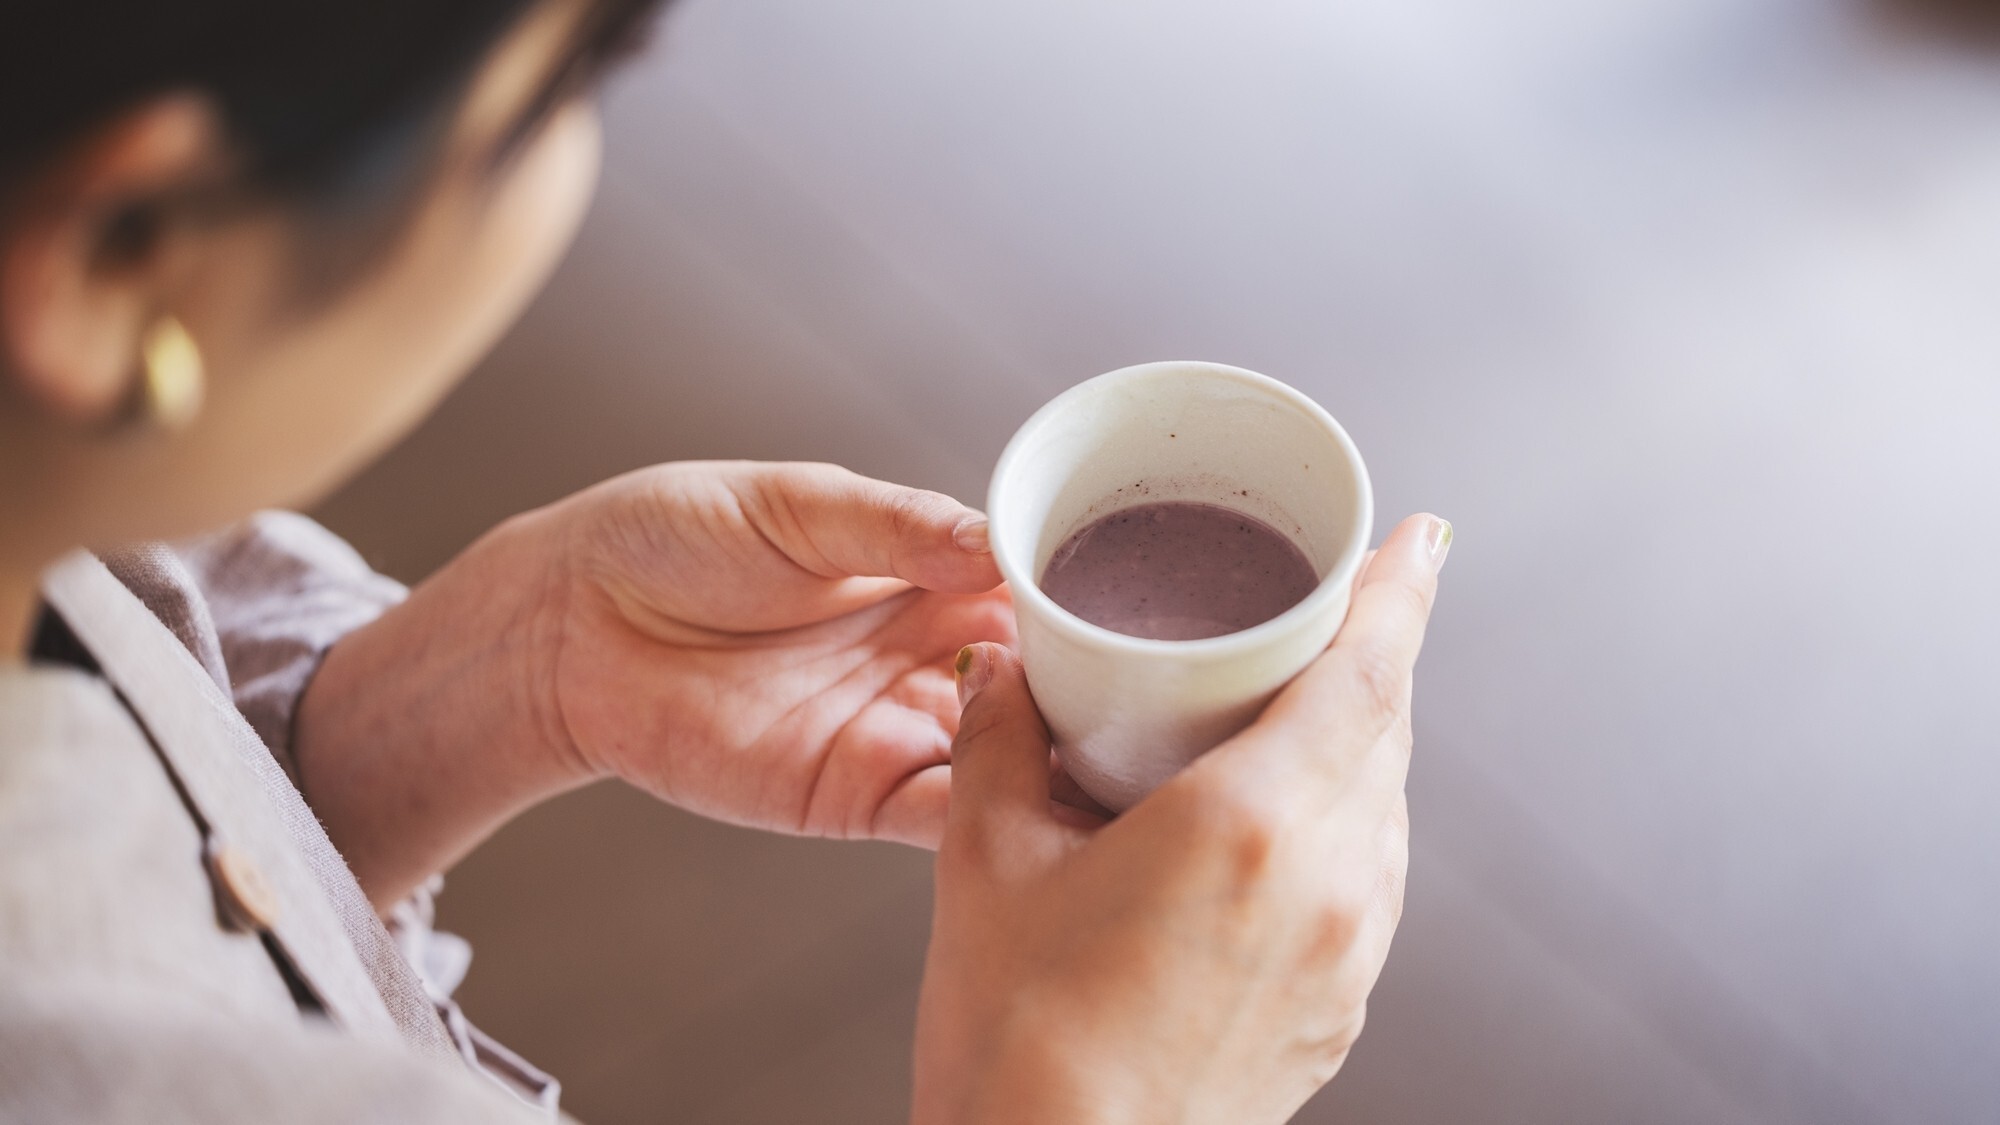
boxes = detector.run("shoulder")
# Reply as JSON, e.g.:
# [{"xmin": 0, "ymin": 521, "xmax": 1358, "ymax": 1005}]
[{"xmin": 177, "ymin": 510, "xmax": 403, "ymax": 601}]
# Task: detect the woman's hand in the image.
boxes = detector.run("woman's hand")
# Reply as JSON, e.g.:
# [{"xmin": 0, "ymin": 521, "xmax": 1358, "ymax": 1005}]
[
  {"xmin": 911, "ymin": 513, "xmax": 1448, "ymax": 1125},
  {"xmin": 297, "ymin": 461, "xmax": 1009, "ymax": 910},
  {"xmin": 539, "ymin": 461, "xmax": 1010, "ymax": 847}
]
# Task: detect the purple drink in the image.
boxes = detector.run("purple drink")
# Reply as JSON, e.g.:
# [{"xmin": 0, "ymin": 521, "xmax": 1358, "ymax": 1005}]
[{"xmin": 1039, "ymin": 501, "xmax": 1320, "ymax": 641}]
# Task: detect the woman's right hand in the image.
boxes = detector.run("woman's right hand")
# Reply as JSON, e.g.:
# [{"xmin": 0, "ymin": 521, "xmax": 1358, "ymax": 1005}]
[{"xmin": 912, "ymin": 513, "xmax": 1449, "ymax": 1125}]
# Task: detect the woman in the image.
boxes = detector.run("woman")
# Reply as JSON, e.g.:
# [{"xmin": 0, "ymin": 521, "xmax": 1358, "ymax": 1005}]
[{"xmin": 0, "ymin": 0, "xmax": 1450, "ymax": 1120}]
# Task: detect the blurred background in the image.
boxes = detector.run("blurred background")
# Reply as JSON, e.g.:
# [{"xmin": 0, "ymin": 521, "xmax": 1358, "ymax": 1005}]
[{"xmin": 314, "ymin": 0, "xmax": 2000, "ymax": 1121}]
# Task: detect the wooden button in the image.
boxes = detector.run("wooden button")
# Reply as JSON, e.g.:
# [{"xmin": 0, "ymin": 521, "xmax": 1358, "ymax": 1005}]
[{"xmin": 205, "ymin": 840, "xmax": 280, "ymax": 932}]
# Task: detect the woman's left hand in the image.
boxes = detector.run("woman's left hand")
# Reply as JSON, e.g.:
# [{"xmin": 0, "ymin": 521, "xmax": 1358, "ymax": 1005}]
[
  {"xmin": 299, "ymin": 460, "xmax": 1009, "ymax": 909},
  {"xmin": 534, "ymin": 461, "xmax": 1010, "ymax": 848}
]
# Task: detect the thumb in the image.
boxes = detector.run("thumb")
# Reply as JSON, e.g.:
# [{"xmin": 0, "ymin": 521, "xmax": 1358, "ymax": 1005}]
[
  {"xmin": 946, "ymin": 644, "xmax": 1058, "ymax": 846},
  {"xmin": 746, "ymin": 463, "xmax": 1001, "ymax": 593}
]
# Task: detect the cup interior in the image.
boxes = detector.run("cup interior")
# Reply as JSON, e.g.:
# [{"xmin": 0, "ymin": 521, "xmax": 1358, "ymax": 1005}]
[{"xmin": 990, "ymin": 362, "xmax": 1372, "ymax": 641}]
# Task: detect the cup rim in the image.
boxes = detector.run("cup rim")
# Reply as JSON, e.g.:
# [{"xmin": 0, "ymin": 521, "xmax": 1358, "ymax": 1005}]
[{"xmin": 987, "ymin": 360, "xmax": 1376, "ymax": 658}]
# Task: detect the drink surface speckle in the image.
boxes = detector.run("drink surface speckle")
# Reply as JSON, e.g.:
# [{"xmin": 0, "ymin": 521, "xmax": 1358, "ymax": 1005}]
[{"xmin": 1039, "ymin": 501, "xmax": 1319, "ymax": 640}]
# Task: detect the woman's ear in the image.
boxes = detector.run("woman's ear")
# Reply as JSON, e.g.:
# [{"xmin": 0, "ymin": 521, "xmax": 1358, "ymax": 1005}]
[{"xmin": 0, "ymin": 95, "xmax": 224, "ymax": 426}]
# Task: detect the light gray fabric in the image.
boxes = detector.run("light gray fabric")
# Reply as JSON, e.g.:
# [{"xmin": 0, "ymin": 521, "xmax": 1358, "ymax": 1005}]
[
  {"xmin": 0, "ymin": 668, "xmax": 300, "ymax": 1025},
  {"xmin": 110, "ymin": 514, "xmax": 553, "ymax": 1111},
  {"xmin": 3, "ymin": 519, "xmax": 563, "ymax": 1121},
  {"xmin": 0, "ymin": 668, "xmax": 536, "ymax": 1125},
  {"xmin": 98, "ymin": 543, "xmax": 232, "ymax": 694},
  {"xmin": 161, "ymin": 511, "xmax": 408, "ymax": 781},
  {"xmin": 43, "ymin": 553, "xmax": 446, "ymax": 1055},
  {"xmin": 0, "ymin": 979, "xmax": 537, "ymax": 1125},
  {"xmin": 98, "ymin": 525, "xmax": 564, "ymax": 1114}
]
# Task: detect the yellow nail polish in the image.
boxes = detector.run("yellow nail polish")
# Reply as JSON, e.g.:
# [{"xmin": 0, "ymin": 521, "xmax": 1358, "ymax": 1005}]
[
  {"xmin": 954, "ymin": 645, "xmax": 992, "ymax": 707},
  {"xmin": 1426, "ymin": 518, "xmax": 1453, "ymax": 571}
]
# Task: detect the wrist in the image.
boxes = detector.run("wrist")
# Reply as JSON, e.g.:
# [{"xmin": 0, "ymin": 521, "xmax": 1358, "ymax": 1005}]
[
  {"xmin": 442, "ymin": 503, "xmax": 597, "ymax": 783},
  {"xmin": 294, "ymin": 505, "xmax": 601, "ymax": 908},
  {"xmin": 914, "ymin": 992, "xmax": 1162, "ymax": 1125}
]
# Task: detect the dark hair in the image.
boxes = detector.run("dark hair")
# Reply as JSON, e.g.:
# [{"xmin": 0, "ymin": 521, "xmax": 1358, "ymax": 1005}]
[{"xmin": 0, "ymin": 0, "xmax": 662, "ymax": 234}]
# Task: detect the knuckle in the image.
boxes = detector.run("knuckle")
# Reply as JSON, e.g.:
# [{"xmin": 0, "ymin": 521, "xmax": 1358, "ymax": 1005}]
[
  {"xmin": 1376, "ymin": 842, "xmax": 1410, "ymax": 927},
  {"xmin": 745, "ymin": 470, "xmax": 807, "ymax": 536},
  {"xmin": 951, "ymin": 696, "xmax": 1013, "ymax": 749},
  {"xmin": 887, "ymin": 487, "xmax": 954, "ymax": 538},
  {"xmin": 1226, "ymin": 819, "xmax": 1281, "ymax": 884},
  {"xmin": 1299, "ymin": 1000, "xmax": 1369, "ymax": 1077},
  {"xmin": 1343, "ymin": 642, "xmax": 1412, "ymax": 725},
  {"xmin": 1314, "ymin": 882, "xmax": 1373, "ymax": 951},
  {"xmin": 782, "ymin": 460, "xmax": 850, "ymax": 490},
  {"xmin": 1191, "ymin": 777, "xmax": 1287, "ymax": 883},
  {"xmin": 939, "ymin": 816, "xmax": 1007, "ymax": 880},
  {"xmin": 1379, "ymin": 866, "xmax": 1408, "ymax": 930},
  {"xmin": 1380, "ymin": 576, "xmax": 1436, "ymax": 626},
  {"xmin": 1331, "ymin": 1002, "xmax": 1369, "ymax": 1056},
  {"xmin": 1386, "ymin": 792, "xmax": 1411, "ymax": 836},
  {"xmin": 1302, "ymin": 858, "xmax": 1382, "ymax": 962}
]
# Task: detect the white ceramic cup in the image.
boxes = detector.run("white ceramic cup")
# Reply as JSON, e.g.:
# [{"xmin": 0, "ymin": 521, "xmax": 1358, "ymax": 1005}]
[{"xmin": 987, "ymin": 361, "xmax": 1374, "ymax": 811}]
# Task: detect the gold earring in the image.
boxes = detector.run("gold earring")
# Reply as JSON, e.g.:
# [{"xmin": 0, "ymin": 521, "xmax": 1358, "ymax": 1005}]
[{"xmin": 138, "ymin": 315, "xmax": 204, "ymax": 431}]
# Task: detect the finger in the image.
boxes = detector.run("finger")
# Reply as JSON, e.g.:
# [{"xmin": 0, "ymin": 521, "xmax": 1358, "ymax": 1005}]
[
  {"xmin": 893, "ymin": 621, "xmax": 1102, "ymax": 833},
  {"xmin": 944, "ymin": 644, "xmax": 1061, "ymax": 845},
  {"xmin": 870, "ymin": 763, "xmax": 952, "ymax": 850},
  {"xmin": 1341, "ymin": 793, "xmax": 1412, "ymax": 1002},
  {"xmin": 746, "ymin": 463, "xmax": 1002, "ymax": 594},
  {"xmin": 822, "ymin": 600, "xmax": 1014, "ymax": 852},
  {"xmin": 1256, "ymin": 513, "xmax": 1448, "ymax": 747},
  {"xmin": 1214, "ymin": 515, "xmax": 1446, "ymax": 812},
  {"xmin": 1336, "ymin": 512, "xmax": 1449, "ymax": 665},
  {"xmin": 904, "ymin": 587, "xmax": 1019, "ymax": 679},
  {"xmin": 1372, "ymin": 792, "xmax": 1411, "ymax": 929},
  {"xmin": 1351, "ymin": 549, "xmax": 1377, "ymax": 598}
]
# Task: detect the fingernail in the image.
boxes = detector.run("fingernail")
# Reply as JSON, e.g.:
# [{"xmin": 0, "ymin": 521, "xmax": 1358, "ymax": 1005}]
[
  {"xmin": 955, "ymin": 645, "xmax": 992, "ymax": 707},
  {"xmin": 1426, "ymin": 518, "xmax": 1454, "ymax": 572},
  {"xmin": 952, "ymin": 516, "xmax": 991, "ymax": 554}
]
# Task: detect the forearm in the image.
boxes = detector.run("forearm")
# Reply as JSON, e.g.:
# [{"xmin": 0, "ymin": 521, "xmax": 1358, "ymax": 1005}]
[{"xmin": 293, "ymin": 508, "xmax": 600, "ymax": 911}]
